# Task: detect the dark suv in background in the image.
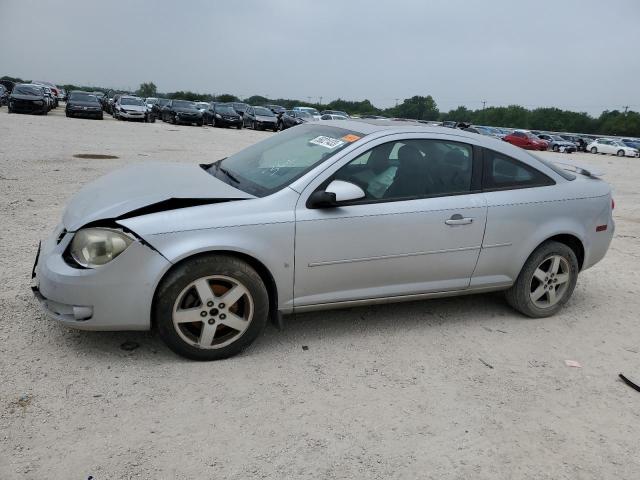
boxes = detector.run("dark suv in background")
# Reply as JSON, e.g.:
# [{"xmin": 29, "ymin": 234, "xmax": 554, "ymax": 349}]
[
  {"xmin": 65, "ymin": 91, "xmax": 103, "ymax": 119},
  {"xmin": 208, "ymin": 103, "xmax": 243, "ymax": 129},
  {"xmin": 161, "ymin": 99, "xmax": 203, "ymax": 126}
]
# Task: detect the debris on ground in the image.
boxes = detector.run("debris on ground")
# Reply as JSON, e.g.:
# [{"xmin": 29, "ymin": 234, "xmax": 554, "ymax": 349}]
[
  {"xmin": 302, "ymin": 345, "xmax": 309, "ymax": 351},
  {"xmin": 619, "ymin": 373, "xmax": 640, "ymax": 393},
  {"xmin": 564, "ymin": 360, "xmax": 582, "ymax": 368},
  {"xmin": 478, "ymin": 358, "xmax": 494, "ymax": 369},
  {"xmin": 120, "ymin": 341, "xmax": 140, "ymax": 351}
]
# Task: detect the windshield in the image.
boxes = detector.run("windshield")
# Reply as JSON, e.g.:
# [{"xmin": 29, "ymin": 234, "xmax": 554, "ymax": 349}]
[
  {"xmin": 121, "ymin": 97, "xmax": 144, "ymax": 106},
  {"xmin": 216, "ymin": 106, "xmax": 236, "ymax": 115},
  {"xmin": 13, "ymin": 85, "xmax": 42, "ymax": 96},
  {"xmin": 69, "ymin": 92, "xmax": 99, "ymax": 103},
  {"xmin": 206, "ymin": 124, "xmax": 364, "ymax": 196},
  {"xmin": 300, "ymin": 107, "xmax": 320, "ymax": 115},
  {"xmin": 146, "ymin": 98, "xmax": 158, "ymax": 104},
  {"xmin": 296, "ymin": 111, "xmax": 313, "ymax": 119},
  {"xmin": 158, "ymin": 99, "xmax": 170, "ymax": 106},
  {"xmin": 173, "ymin": 100, "xmax": 196, "ymax": 108},
  {"xmin": 254, "ymin": 107, "xmax": 275, "ymax": 117},
  {"xmin": 196, "ymin": 102, "xmax": 208, "ymax": 109},
  {"xmin": 233, "ymin": 103, "xmax": 247, "ymax": 111}
]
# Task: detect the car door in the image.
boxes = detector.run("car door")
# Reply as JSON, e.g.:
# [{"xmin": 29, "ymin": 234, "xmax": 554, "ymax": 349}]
[{"xmin": 293, "ymin": 135, "xmax": 487, "ymax": 308}]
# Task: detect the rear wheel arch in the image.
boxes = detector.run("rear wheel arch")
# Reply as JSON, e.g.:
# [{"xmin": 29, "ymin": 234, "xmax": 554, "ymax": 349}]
[
  {"xmin": 151, "ymin": 249, "xmax": 279, "ymax": 327},
  {"xmin": 527, "ymin": 233, "xmax": 585, "ymax": 272}
]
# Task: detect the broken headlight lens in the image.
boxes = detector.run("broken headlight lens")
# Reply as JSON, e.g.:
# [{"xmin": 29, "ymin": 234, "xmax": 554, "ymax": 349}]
[{"xmin": 70, "ymin": 228, "xmax": 133, "ymax": 268}]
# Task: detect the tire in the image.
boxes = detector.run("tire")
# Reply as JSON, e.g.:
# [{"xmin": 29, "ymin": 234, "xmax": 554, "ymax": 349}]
[
  {"xmin": 212, "ymin": 117, "xmax": 217, "ymax": 127},
  {"xmin": 154, "ymin": 254, "xmax": 269, "ymax": 360},
  {"xmin": 237, "ymin": 123, "xmax": 242, "ymax": 130},
  {"xmin": 252, "ymin": 120, "xmax": 257, "ymax": 130},
  {"xmin": 197, "ymin": 119, "xmax": 203, "ymax": 126},
  {"xmin": 552, "ymin": 145, "xmax": 559, "ymax": 152},
  {"xmin": 98, "ymin": 113, "xmax": 103, "ymax": 120},
  {"xmin": 65, "ymin": 111, "xmax": 70, "ymax": 117},
  {"xmin": 590, "ymin": 147, "xmax": 597, "ymax": 154},
  {"xmin": 617, "ymin": 150, "xmax": 625, "ymax": 157},
  {"xmin": 505, "ymin": 241, "xmax": 579, "ymax": 318}
]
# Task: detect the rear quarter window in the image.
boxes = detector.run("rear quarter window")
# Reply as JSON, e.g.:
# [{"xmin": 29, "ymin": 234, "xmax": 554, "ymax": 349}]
[{"xmin": 483, "ymin": 149, "xmax": 555, "ymax": 191}]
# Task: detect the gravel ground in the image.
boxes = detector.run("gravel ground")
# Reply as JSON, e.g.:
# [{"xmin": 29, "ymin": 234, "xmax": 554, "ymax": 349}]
[{"xmin": 1, "ymin": 106, "xmax": 639, "ymax": 480}]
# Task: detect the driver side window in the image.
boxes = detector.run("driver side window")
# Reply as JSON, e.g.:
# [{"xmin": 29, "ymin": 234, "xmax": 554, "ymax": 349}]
[{"xmin": 333, "ymin": 139, "xmax": 473, "ymax": 202}]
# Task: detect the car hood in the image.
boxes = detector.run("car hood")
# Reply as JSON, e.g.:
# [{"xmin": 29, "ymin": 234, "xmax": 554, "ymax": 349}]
[
  {"xmin": 10, "ymin": 94, "xmax": 42, "ymax": 101},
  {"xmin": 121, "ymin": 104, "xmax": 146, "ymax": 112},
  {"xmin": 175, "ymin": 108, "xmax": 200, "ymax": 114},
  {"xmin": 256, "ymin": 115, "xmax": 276, "ymax": 122},
  {"xmin": 62, "ymin": 162, "xmax": 255, "ymax": 231}
]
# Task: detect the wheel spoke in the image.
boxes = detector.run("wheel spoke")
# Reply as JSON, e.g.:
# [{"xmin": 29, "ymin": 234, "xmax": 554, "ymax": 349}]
[
  {"xmin": 219, "ymin": 312, "xmax": 248, "ymax": 332},
  {"xmin": 199, "ymin": 324, "xmax": 216, "ymax": 347},
  {"xmin": 194, "ymin": 279, "xmax": 213, "ymax": 304},
  {"xmin": 174, "ymin": 307, "xmax": 203, "ymax": 324},
  {"xmin": 548, "ymin": 287, "xmax": 557, "ymax": 304},
  {"xmin": 550, "ymin": 256, "xmax": 561, "ymax": 275},
  {"xmin": 555, "ymin": 273, "xmax": 570, "ymax": 285},
  {"xmin": 531, "ymin": 285, "xmax": 546, "ymax": 301},
  {"xmin": 221, "ymin": 284, "xmax": 248, "ymax": 308},
  {"xmin": 533, "ymin": 268, "xmax": 546, "ymax": 282}
]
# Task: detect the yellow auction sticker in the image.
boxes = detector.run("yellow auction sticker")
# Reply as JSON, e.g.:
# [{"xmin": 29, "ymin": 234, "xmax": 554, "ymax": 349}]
[{"xmin": 342, "ymin": 134, "xmax": 361, "ymax": 143}]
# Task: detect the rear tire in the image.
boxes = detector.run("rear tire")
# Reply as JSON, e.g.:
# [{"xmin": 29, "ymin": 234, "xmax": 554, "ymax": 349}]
[
  {"xmin": 505, "ymin": 241, "xmax": 578, "ymax": 318},
  {"xmin": 590, "ymin": 147, "xmax": 597, "ymax": 154},
  {"xmin": 617, "ymin": 150, "xmax": 625, "ymax": 157},
  {"xmin": 154, "ymin": 255, "xmax": 269, "ymax": 360},
  {"xmin": 552, "ymin": 145, "xmax": 559, "ymax": 152}
]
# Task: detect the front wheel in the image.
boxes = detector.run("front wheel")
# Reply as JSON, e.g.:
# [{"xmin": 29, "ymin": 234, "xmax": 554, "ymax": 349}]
[
  {"xmin": 552, "ymin": 145, "xmax": 559, "ymax": 152},
  {"xmin": 154, "ymin": 255, "xmax": 269, "ymax": 360},
  {"xmin": 505, "ymin": 241, "xmax": 578, "ymax": 318},
  {"xmin": 590, "ymin": 147, "xmax": 597, "ymax": 154},
  {"xmin": 617, "ymin": 150, "xmax": 625, "ymax": 157}
]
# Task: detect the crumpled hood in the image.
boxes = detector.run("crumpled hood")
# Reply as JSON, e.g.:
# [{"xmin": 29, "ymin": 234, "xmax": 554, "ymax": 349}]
[
  {"xmin": 62, "ymin": 162, "xmax": 254, "ymax": 231},
  {"xmin": 256, "ymin": 115, "xmax": 276, "ymax": 122}
]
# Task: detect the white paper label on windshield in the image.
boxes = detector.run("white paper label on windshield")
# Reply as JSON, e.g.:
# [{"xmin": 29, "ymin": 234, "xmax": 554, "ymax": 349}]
[{"xmin": 309, "ymin": 136, "xmax": 345, "ymax": 149}]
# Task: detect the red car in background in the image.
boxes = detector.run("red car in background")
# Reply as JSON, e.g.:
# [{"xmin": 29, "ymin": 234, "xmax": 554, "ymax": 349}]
[{"xmin": 503, "ymin": 130, "xmax": 549, "ymax": 151}]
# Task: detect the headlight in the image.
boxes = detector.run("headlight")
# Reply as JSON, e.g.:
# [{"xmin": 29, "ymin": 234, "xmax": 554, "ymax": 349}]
[
  {"xmin": 69, "ymin": 228, "xmax": 133, "ymax": 268},
  {"xmin": 215, "ymin": 113, "xmax": 222, "ymax": 119}
]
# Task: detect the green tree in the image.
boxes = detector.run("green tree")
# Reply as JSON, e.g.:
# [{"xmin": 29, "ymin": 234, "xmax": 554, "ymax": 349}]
[
  {"xmin": 386, "ymin": 95, "xmax": 439, "ymax": 120},
  {"xmin": 216, "ymin": 93, "xmax": 239, "ymax": 103},
  {"xmin": 137, "ymin": 82, "xmax": 157, "ymax": 98}
]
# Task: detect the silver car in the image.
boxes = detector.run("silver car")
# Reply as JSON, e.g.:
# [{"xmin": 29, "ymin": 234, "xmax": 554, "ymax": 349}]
[{"xmin": 32, "ymin": 121, "xmax": 614, "ymax": 360}]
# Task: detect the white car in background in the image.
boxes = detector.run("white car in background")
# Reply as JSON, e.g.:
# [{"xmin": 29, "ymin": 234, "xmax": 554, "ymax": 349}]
[
  {"xmin": 114, "ymin": 96, "xmax": 153, "ymax": 122},
  {"xmin": 293, "ymin": 106, "xmax": 321, "ymax": 121},
  {"xmin": 587, "ymin": 138, "xmax": 639, "ymax": 157}
]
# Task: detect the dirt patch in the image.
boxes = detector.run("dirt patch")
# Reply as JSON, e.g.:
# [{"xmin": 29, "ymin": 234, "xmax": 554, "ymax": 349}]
[{"xmin": 72, "ymin": 154, "xmax": 119, "ymax": 160}]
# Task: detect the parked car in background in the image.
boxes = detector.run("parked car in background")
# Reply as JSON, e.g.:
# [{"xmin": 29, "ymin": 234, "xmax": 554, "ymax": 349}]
[
  {"xmin": 145, "ymin": 97, "xmax": 159, "ymax": 109},
  {"xmin": 0, "ymin": 85, "xmax": 8, "ymax": 106},
  {"xmin": 151, "ymin": 98, "xmax": 170, "ymax": 119},
  {"xmin": 321, "ymin": 114, "xmax": 348, "ymax": 120},
  {"xmin": 559, "ymin": 134, "xmax": 589, "ymax": 152},
  {"xmin": 536, "ymin": 134, "xmax": 577, "ymax": 153},
  {"xmin": 292, "ymin": 106, "xmax": 321, "ymax": 120},
  {"xmin": 503, "ymin": 130, "xmax": 549, "ymax": 151},
  {"xmin": 231, "ymin": 102, "xmax": 249, "ymax": 117},
  {"xmin": 587, "ymin": 138, "xmax": 639, "ymax": 157},
  {"xmin": 621, "ymin": 138, "xmax": 640, "ymax": 150},
  {"xmin": 195, "ymin": 102, "xmax": 209, "ymax": 114},
  {"xmin": 0, "ymin": 80, "xmax": 15, "ymax": 94},
  {"xmin": 7, "ymin": 84, "xmax": 48, "ymax": 115},
  {"xmin": 65, "ymin": 91, "xmax": 103, "ymax": 119},
  {"xmin": 114, "ymin": 96, "xmax": 153, "ymax": 122},
  {"xmin": 161, "ymin": 99, "xmax": 203, "ymax": 126},
  {"xmin": 208, "ymin": 103, "xmax": 243, "ymax": 129},
  {"xmin": 31, "ymin": 84, "xmax": 55, "ymax": 110},
  {"xmin": 463, "ymin": 125, "xmax": 502, "ymax": 139},
  {"xmin": 265, "ymin": 104, "xmax": 286, "ymax": 115},
  {"xmin": 33, "ymin": 81, "xmax": 60, "ymax": 107},
  {"xmin": 277, "ymin": 110, "xmax": 313, "ymax": 130},
  {"xmin": 31, "ymin": 121, "xmax": 614, "ymax": 360},
  {"xmin": 321, "ymin": 110, "xmax": 349, "ymax": 118},
  {"xmin": 243, "ymin": 105, "xmax": 278, "ymax": 130}
]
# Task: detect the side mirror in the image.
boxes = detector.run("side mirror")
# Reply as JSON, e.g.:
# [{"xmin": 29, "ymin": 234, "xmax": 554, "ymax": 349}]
[{"xmin": 307, "ymin": 180, "xmax": 365, "ymax": 208}]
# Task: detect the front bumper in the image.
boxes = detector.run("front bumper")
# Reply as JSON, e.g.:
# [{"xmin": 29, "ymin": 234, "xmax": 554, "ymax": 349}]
[
  {"xmin": 68, "ymin": 107, "xmax": 102, "ymax": 117},
  {"xmin": 31, "ymin": 226, "xmax": 171, "ymax": 331},
  {"xmin": 176, "ymin": 113, "xmax": 202, "ymax": 123},
  {"xmin": 118, "ymin": 110, "xmax": 146, "ymax": 119}
]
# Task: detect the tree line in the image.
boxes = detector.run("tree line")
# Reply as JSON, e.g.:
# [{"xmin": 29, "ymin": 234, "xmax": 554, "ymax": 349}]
[{"xmin": 3, "ymin": 75, "xmax": 638, "ymax": 136}]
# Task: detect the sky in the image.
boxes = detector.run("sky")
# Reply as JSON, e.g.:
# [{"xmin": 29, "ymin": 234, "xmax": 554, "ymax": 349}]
[{"xmin": 1, "ymin": 0, "xmax": 639, "ymax": 115}]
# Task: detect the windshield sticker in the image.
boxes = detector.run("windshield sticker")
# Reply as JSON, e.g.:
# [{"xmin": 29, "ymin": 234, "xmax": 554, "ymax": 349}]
[
  {"xmin": 341, "ymin": 134, "xmax": 361, "ymax": 143},
  {"xmin": 309, "ymin": 136, "xmax": 345, "ymax": 149}
]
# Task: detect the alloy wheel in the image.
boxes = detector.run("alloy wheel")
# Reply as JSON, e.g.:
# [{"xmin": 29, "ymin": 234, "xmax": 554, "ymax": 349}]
[
  {"xmin": 529, "ymin": 255, "xmax": 571, "ymax": 309},
  {"xmin": 172, "ymin": 275, "xmax": 254, "ymax": 349}
]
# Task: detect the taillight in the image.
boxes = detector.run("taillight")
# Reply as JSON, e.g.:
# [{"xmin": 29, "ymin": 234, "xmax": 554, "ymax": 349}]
[{"xmin": 611, "ymin": 198, "xmax": 615, "ymax": 210}]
